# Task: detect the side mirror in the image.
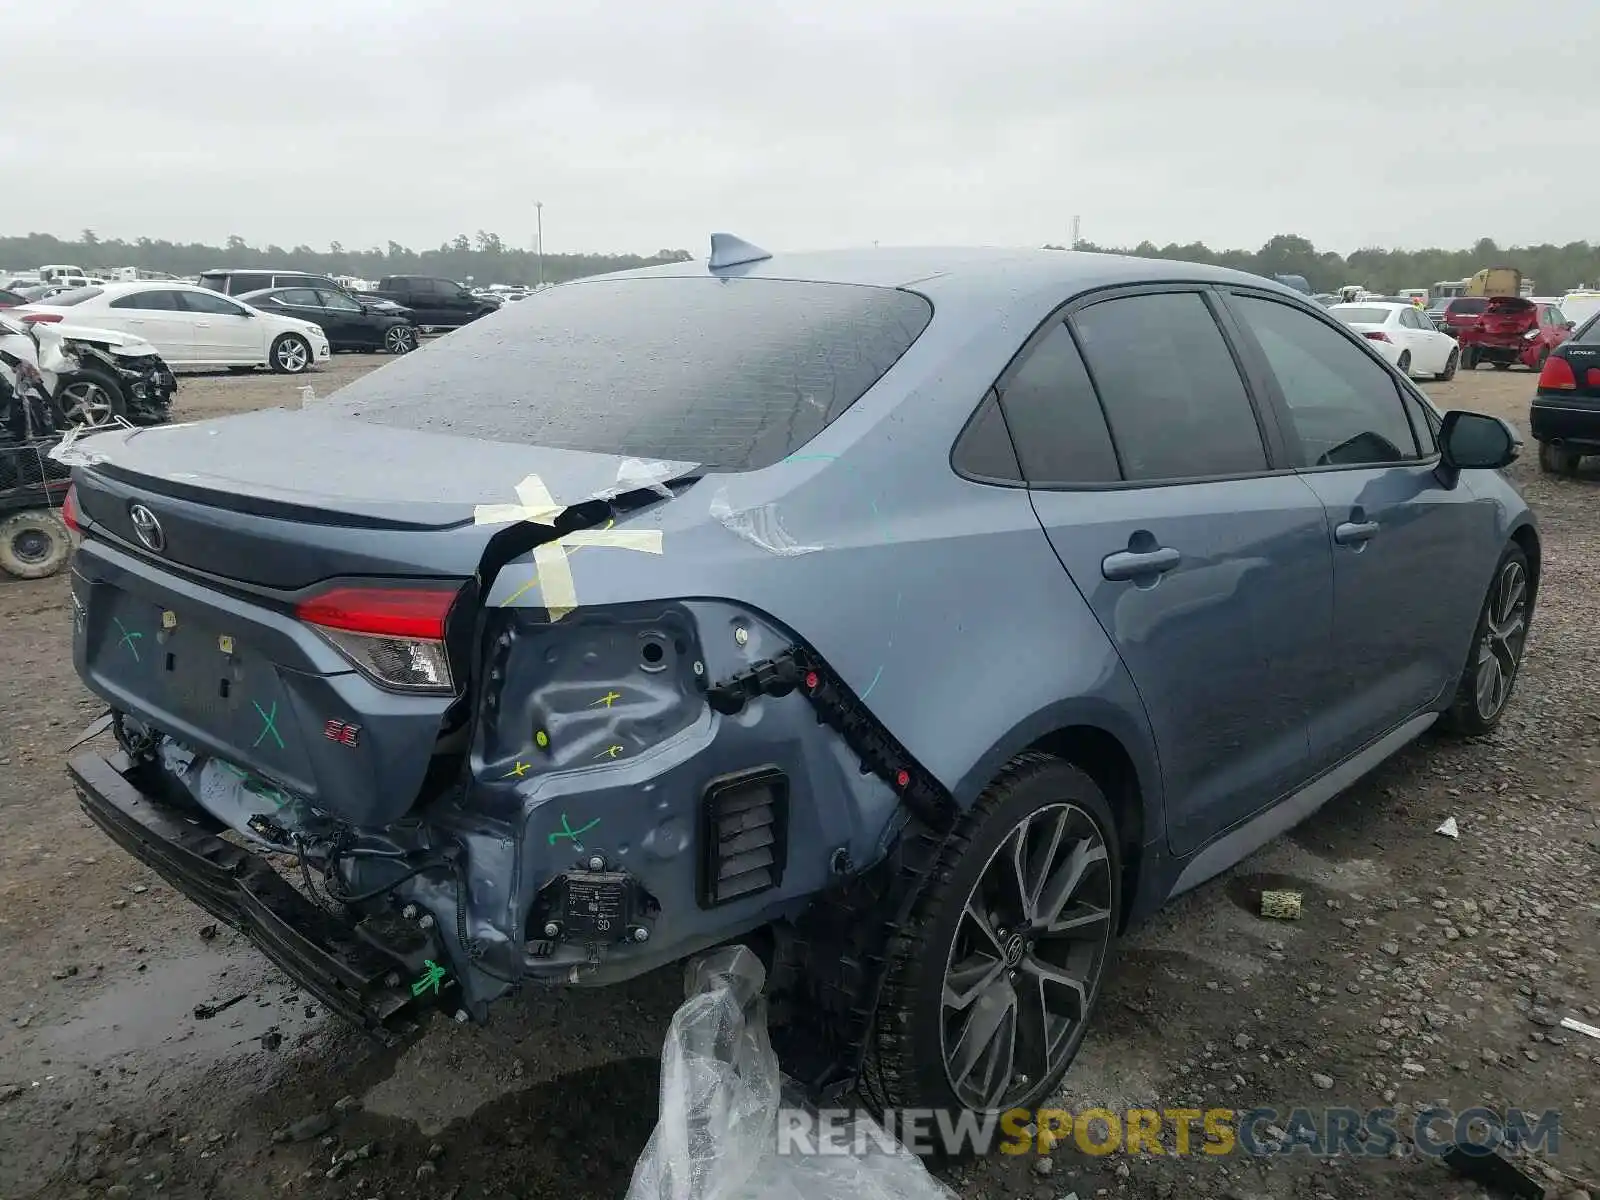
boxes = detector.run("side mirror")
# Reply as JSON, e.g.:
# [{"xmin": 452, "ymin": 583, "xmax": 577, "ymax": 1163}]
[
  {"xmin": 1565, "ymin": 321, "xmax": 1576, "ymax": 330},
  {"xmin": 1439, "ymin": 410, "xmax": 1520, "ymax": 472}
]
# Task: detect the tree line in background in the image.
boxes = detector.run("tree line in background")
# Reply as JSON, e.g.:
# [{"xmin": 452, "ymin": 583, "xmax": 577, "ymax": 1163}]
[
  {"xmin": 1048, "ymin": 233, "xmax": 1600, "ymax": 294},
  {"xmin": 6, "ymin": 229, "xmax": 1600, "ymax": 294},
  {"xmin": 0, "ymin": 230, "xmax": 692, "ymax": 286}
]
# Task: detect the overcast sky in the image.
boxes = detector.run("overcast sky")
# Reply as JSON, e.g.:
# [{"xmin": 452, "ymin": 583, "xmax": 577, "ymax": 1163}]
[{"xmin": 5, "ymin": 0, "xmax": 1594, "ymax": 256}]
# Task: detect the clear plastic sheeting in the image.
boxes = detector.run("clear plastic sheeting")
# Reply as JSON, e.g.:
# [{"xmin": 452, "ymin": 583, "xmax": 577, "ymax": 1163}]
[
  {"xmin": 625, "ymin": 946, "xmax": 954, "ymax": 1200},
  {"xmin": 708, "ymin": 487, "xmax": 823, "ymax": 558}
]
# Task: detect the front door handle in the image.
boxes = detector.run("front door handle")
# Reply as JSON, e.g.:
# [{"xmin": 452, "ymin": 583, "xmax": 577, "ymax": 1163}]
[
  {"xmin": 1334, "ymin": 520, "xmax": 1380, "ymax": 546},
  {"xmin": 1102, "ymin": 546, "xmax": 1180, "ymax": 581}
]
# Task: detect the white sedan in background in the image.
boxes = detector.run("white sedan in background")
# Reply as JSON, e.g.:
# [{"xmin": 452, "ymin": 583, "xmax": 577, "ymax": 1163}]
[
  {"xmin": 12, "ymin": 282, "xmax": 330, "ymax": 374},
  {"xmin": 1329, "ymin": 301, "xmax": 1460, "ymax": 380}
]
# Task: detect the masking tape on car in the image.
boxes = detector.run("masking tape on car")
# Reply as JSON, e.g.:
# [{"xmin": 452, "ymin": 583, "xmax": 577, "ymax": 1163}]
[
  {"xmin": 500, "ymin": 524, "xmax": 664, "ymax": 619},
  {"xmin": 473, "ymin": 473, "xmax": 567, "ymax": 527},
  {"xmin": 478, "ymin": 472, "xmax": 666, "ymax": 619}
]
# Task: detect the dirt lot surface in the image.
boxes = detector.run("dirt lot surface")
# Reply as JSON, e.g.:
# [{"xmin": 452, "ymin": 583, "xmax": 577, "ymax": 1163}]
[{"xmin": 2, "ymin": 360, "xmax": 1596, "ymax": 1200}]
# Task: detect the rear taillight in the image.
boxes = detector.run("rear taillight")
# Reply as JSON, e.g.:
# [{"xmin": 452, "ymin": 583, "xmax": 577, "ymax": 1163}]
[
  {"xmin": 295, "ymin": 584, "xmax": 460, "ymax": 693},
  {"xmin": 1538, "ymin": 355, "xmax": 1577, "ymax": 391},
  {"xmin": 1364, "ymin": 331, "xmax": 1391, "ymax": 343},
  {"xmin": 19, "ymin": 312, "xmax": 62, "ymax": 324},
  {"xmin": 60, "ymin": 484, "xmax": 82, "ymax": 532}
]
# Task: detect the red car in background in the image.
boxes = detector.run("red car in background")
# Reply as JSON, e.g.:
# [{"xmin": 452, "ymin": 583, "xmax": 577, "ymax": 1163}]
[
  {"xmin": 1458, "ymin": 297, "xmax": 1573, "ymax": 371},
  {"xmin": 1428, "ymin": 296, "xmax": 1489, "ymax": 338}
]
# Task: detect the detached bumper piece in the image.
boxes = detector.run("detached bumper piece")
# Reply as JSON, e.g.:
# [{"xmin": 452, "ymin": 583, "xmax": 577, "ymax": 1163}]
[{"xmin": 68, "ymin": 751, "xmax": 431, "ymax": 1044}]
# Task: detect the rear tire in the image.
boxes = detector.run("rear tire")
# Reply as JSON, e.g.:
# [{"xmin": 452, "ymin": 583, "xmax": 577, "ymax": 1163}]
[
  {"xmin": 1439, "ymin": 543, "xmax": 1531, "ymax": 738},
  {"xmin": 1397, "ymin": 351, "xmax": 1412, "ymax": 377},
  {"xmin": 1538, "ymin": 442, "xmax": 1581, "ymax": 475},
  {"xmin": 270, "ymin": 334, "xmax": 312, "ymax": 374},
  {"xmin": 0, "ymin": 510, "xmax": 71, "ymax": 579},
  {"xmin": 863, "ymin": 754, "xmax": 1120, "ymax": 1136},
  {"xmin": 1460, "ymin": 347, "xmax": 1476, "ymax": 370},
  {"xmin": 1439, "ymin": 348, "xmax": 1459, "ymax": 382},
  {"xmin": 1493, "ymin": 361, "xmax": 1511, "ymax": 371},
  {"xmin": 383, "ymin": 324, "xmax": 417, "ymax": 354}
]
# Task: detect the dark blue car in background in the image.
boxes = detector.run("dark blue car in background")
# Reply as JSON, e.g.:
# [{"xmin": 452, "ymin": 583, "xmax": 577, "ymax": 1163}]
[{"xmin": 60, "ymin": 239, "xmax": 1535, "ymax": 1123}]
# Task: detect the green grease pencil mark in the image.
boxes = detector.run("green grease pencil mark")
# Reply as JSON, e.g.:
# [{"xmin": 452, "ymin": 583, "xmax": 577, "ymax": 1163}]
[
  {"xmin": 548, "ymin": 814, "xmax": 601, "ymax": 846},
  {"xmin": 411, "ymin": 960, "xmax": 448, "ymax": 996},
  {"xmin": 113, "ymin": 618, "xmax": 143, "ymax": 662},
  {"xmin": 251, "ymin": 701, "xmax": 284, "ymax": 750}
]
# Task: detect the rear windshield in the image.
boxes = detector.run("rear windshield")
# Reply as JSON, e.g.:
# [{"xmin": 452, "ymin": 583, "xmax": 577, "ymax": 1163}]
[
  {"xmin": 1575, "ymin": 314, "xmax": 1600, "ymax": 343},
  {"xmin": 39, "ymin": 286, "xmax": 102, "ymax": 306},
  {"xmin": 1448, "ymin": 298, "xmax": 1489, "ymax": 314},
  {"xmin": 316, "ymin": 276, "xmax": 934, "ymax": 470},
  {"xmin": 1332, "ymin": 307, "xmax": 1391, "ymax": 325}
]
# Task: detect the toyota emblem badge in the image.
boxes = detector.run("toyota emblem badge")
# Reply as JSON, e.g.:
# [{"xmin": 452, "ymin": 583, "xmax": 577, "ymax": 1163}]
[{"xmin": 128, "ymin": 503, "xmax": 166, "ymax": 553}]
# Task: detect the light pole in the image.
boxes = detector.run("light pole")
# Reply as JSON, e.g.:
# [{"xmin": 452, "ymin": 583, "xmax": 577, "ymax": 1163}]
[{"xmin": 534, "ymin": 201, "xmax": 544, "ymax": 289}]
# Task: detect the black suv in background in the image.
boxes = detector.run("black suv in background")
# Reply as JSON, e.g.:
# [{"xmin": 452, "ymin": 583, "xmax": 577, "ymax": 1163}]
[
  {"xmin": 359, "ymin": 276, "xmax": 500, "ymax": 329},
  {"xmin": 197, "ymin": 269, "xmax": 410, "ymax": 317}
]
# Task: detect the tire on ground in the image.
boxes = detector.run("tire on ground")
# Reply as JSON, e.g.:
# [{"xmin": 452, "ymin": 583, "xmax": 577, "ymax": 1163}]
[
  {"xmin": 1439, "ymin": 541, "xmax": 1532, "ymax": 738},
  {"xmin": 863, "ymin": 752, "xmax": 1122, "ymax": 1138},
  {"xmin": 0, "ymin": 510, "xmax": 72, "ymax": 579}
]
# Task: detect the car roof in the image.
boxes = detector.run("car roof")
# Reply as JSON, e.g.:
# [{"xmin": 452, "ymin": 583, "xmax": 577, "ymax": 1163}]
[
  {"xmin": 600, "ymin": 246, "xmax": 1292, "ymax": 303},
  {"xmin": 202, "ymin": 267, "xmax": 326, "ymax": 276}
]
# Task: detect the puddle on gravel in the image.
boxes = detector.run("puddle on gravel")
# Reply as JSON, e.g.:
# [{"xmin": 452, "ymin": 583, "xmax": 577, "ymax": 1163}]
[{"xmin": 24, "ymin": 941, "xmax": 323, "ymax": 1088}]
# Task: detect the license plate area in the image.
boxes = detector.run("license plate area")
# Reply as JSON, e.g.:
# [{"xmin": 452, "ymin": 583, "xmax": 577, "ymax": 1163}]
[{"xmin": 86, "ymin": 587, "xmax": 300, "ymax": 776}]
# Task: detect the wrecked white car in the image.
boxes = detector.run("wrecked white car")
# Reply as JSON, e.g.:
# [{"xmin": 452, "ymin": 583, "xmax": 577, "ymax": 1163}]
[{"xmin": 6, "ymin": 313, "xmax": 175, "ymax": 427}]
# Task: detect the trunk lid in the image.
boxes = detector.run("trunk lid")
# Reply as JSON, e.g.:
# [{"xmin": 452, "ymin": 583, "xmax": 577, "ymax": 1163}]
[
  {"xmin": 1474, "ymin": 296, "xmax": 1536, "ymax": 340},
  {"xmin": 65, "ymin": 407, "xmax": 696, "ymax": 589},
  {"xmin": 64, "ymin": 408, "xmax": 699, "ymax": 827}
]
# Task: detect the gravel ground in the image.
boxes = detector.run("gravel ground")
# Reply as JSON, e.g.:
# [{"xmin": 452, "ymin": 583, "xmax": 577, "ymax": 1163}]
[{"xmin": 0, "ymin": 361, "xmax": 1595, "ymax": 1200}]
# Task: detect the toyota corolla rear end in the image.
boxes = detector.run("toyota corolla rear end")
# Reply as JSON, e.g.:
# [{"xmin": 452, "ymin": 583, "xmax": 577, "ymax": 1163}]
[{"xmin": 59, "ymin": 266, "xmax": 941, "ymax": 1040}]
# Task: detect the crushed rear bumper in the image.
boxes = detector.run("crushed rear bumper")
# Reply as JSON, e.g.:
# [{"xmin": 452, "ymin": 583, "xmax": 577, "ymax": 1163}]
[{"xmin": 67, "ymin": 750, "xmax": 434, "ymax": 1044}]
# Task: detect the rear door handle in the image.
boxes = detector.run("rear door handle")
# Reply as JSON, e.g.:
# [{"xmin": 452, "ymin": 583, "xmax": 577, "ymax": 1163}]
[
  {"xmin": 1334, "ymin": 520, "xmax": 1379, "ymax": 546},
  {"xmin": 1102, "ymin": 546, "xmax": 1180, "ymax": 581}
]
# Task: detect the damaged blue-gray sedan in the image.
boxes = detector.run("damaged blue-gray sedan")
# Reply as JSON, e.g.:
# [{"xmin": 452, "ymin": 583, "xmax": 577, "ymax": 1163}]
[{"xmin": 59, "ymin": 237, "xmax": 1536, "ymax": 1121}]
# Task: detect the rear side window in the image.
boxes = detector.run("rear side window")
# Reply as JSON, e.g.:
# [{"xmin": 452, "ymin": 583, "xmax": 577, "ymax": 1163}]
[
  {"xmin": 40, "ymin": 286, "xmax": 102, "ymax": 307},
  {"xmin": 1069, "ymin": 291, "xmax": 1267, "ymax": 481},
  {"xmin": 196, "ymin": 273, "xmax": 228, "ymax": 292},
  {"xmin": 951, "ymin": 390, "xmax": 1021, "ymax": 482},
  {"xmin": 316, "ymin": 277, "xmax": 934, "ymax": 470},
  {"xmin": 993, "ymin": 319, "xmax": 1119, "ymax": 484}
]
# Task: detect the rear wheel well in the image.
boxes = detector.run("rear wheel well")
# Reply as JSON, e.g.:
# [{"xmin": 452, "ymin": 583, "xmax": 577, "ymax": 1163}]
[
  {"xmin": 1027, "ymin": 725, "xmax": 1144, "ymax": 931},
  {"xmin": 1510, "ymin": 524, "xmax": 1541, "ymax": 609}
]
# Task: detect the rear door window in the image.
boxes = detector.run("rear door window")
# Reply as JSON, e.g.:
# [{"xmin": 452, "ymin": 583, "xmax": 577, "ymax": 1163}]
[
  {"xmin": 1068, "ymin": 291, "xmax": 1268, "ymax": 481},
  {"xmin": 109, "ymin": 290, "xmax": 181, "ymax": 311},
  {"xmin": 316, "ymin": 276, "xmax": 934, "ymax": 470}
]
